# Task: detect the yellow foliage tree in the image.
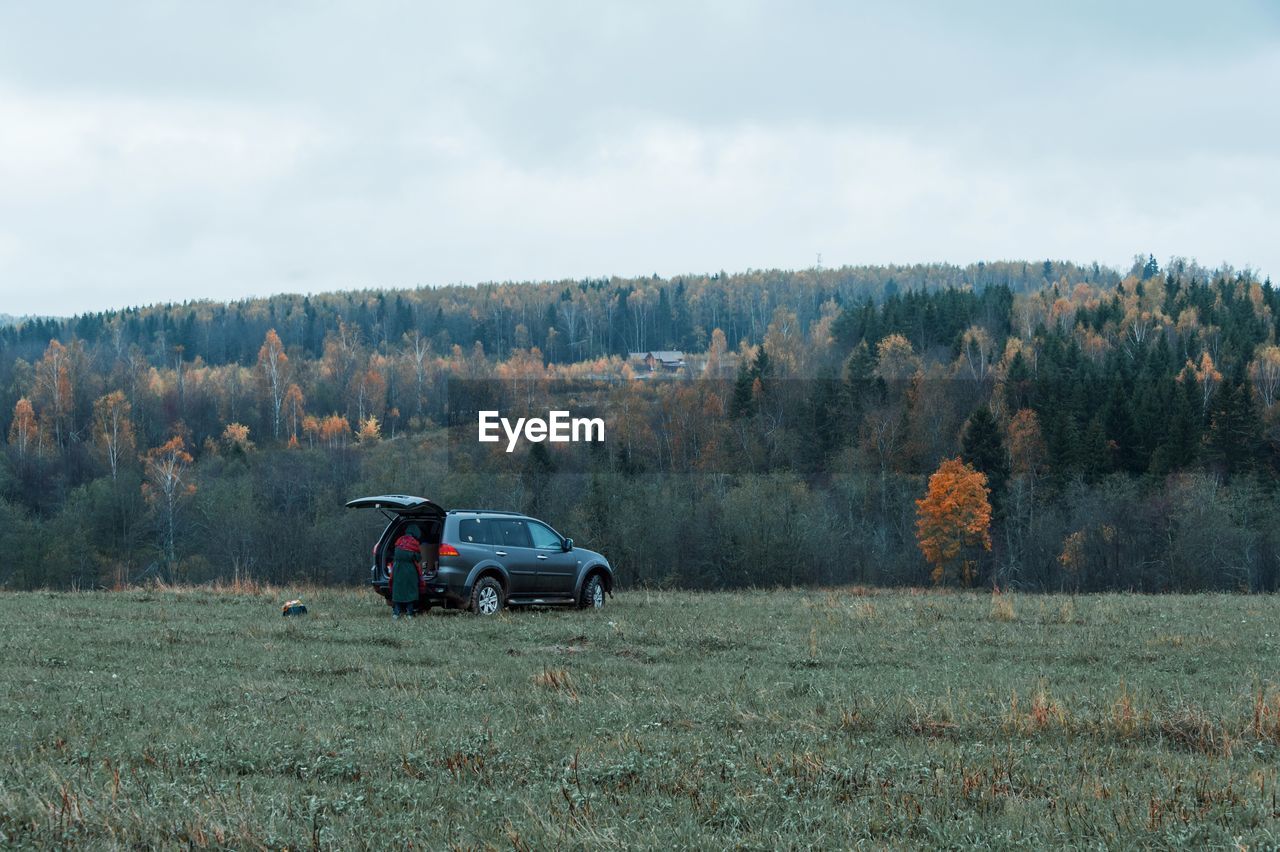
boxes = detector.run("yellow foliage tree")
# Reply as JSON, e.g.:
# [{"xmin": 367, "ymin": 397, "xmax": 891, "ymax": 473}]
[
  {"xmin": 915, "ymin": 457, "xmax": 992, "ymax": 586},
  {"xmin": 92, "ymin": 391, "xmax": 136, "ymax": 480},
  {"xmin": 221, "ymin": 422, "xmax": 254, "ymax": 454},
  {"xmin": 1250, "ymin": 345, "xmax": 1280, "ymax": 409},
  {"xmin": 141, "ymin": 436, "xmax": 196, "ymax": 570},
  {"xmin": 257, "ymin": 328, "xmax": 289, "ymax": 440},
  {"xmin": 8, "ymin": 398, "xmax": 39, "ymax": 459},
  {"xmin": 33, "ymin": 339, "xmax": 74, "ymax": 448},
  {"xmin": 1007, "ymin": 408, "xmax": 1047, "ymax": 477},
  {"xmin": 282, "ymin": 383, "xmax": 306, "ymax": 442},
  {"xmin": 1180, "ymin": 351, "xmax": 1222, "ymax": 414},
  {"xmin": 702, "ymin": 327, "xmax": 728, "ymax": 379},
  {"xmin": 957, "ymin": 326, "xmax": 993, "ymax": 382},
  {"xmin": 874, "ymin": 334, "xmax": 918, "ymax": 383},
  {"xmin": 356, "ymin": 415, "xmax": 381, "ymax": 443}
]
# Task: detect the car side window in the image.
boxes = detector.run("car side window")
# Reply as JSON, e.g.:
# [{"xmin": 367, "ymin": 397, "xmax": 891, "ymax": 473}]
[
  {"xmin": 494, "ymin": 518, "xmax": 532, "ymax": 548},
  {"xmin": 527, "ymin": 522, "xmax": 561, "ymax": 550},
  {"xmin": 457, "ymin": 518, "xmax": 490, "ymax": 545}
]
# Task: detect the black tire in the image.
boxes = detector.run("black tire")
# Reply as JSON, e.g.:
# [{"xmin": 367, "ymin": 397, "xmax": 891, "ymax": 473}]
[
  {"xmin": 470, "ymin": 577, "xmax": 504, "ymax": 616},
  {"xmin": 579, "ymin": 574, "xmax": 606, "ymax": 610}
]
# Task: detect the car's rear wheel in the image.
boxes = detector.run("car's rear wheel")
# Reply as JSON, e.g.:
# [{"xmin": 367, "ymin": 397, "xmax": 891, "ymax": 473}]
[
  {"xmin": 580, "ymin": 574, "xmax": 606, "ymax": 609},
  {"xmin": 471, "ymin": 577, "xmax": 504, "ymax": 616}
]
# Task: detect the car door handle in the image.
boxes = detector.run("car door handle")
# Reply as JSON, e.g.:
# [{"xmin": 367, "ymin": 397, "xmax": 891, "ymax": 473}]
[
  {"xmin": 495, "ymin": 550, "xmax": 507, "ymax": 557},
  {"xmin": 536, "ymin": 554, "xmax": 548, "ymax": 560}
]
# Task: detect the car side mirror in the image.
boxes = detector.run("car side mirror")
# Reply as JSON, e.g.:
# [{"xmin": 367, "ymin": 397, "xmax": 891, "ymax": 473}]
[{"xmin": 563, "ymin": 538, "xmax": 574, "ymax": 552}]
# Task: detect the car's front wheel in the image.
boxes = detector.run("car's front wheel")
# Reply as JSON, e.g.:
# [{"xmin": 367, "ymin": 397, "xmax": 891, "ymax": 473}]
[
  {"xmin": 470, "ymin": 577, "xmax": 504, "ymax": 616},
  {"xmin": 579, "ymin": 574, "xmax": 606, "ymax": 609}
]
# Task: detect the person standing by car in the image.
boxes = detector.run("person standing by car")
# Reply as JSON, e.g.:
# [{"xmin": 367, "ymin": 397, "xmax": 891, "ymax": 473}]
[{"xmin": 388, "ymin": 525, "xmax": 424, "ymax": 619}]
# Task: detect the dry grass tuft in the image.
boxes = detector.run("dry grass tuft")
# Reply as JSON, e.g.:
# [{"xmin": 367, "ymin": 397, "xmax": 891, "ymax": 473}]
[
  {"xmin": 990, "ymin": 589, "xmax": 1016, "ymax": 622},
  {"xmin": 1006, "ymin": 680, "xmax": 1068, "ymax": 732},
  {"xmin": 851, "ymin": 601, "xmax": 878, "ymax": 622},
  {"xmin": 1160, "ymin": 706, "xmax": 1232, "ymax": 755},
  {"xmin": 1109, "ymin": 681, "xmax": 1146, "ymax": 738},
  {"xmin": 533, "ymin": 668, "xmax": 579, "ymax": 701},
  {"xmin": 1054, "ymin": 598, "xmax": 1075, "ymax": 624},
  {"xmin": 209, "ymin": 575, "xmax": 265, "ymax": 595},
  {"xmin": 1250, "ymin": 688, "xmax": 1280, "ymax": 742},
  {"xmin": 838, "ymin": 707, "xmax": 873, "ymax": 733}
]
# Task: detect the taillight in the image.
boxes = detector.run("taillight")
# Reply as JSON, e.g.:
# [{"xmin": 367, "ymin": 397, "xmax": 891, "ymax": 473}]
[{"xmin": 438, "ymin": 543, "xmax": 459, "ymax": 557}]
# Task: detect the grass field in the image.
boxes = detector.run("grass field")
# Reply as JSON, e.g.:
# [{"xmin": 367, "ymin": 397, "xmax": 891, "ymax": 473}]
[{"xmin": 3, "ymin": 587, "xmax": 1280, "ymax": 849}]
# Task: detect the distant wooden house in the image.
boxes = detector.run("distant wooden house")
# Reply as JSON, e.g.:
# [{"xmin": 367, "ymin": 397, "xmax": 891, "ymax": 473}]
[
  {"xmin": 627, "ymin": 350, "xmax": 687, "ymax": 374},
  {"xmin": 689, "ymin": 352, "xmax": 740, "ymax": 379}
]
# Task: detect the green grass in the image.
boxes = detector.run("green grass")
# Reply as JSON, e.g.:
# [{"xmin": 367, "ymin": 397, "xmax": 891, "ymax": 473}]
[{"xmin": 3, "ymin": 588, "xmax": 1280, "ymax": 849}]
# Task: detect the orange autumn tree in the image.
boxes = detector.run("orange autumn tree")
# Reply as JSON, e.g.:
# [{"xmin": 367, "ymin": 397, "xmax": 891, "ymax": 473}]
[
  {"xmin": 318, "ymin": 413, "xmax": 351, "ymax": 448},
  {"xmin": 916, "ymin": 457, "xmax": 993, "ymax": 586},
  {"xmin": 301, "ymin": 414, "xmax": 321, "ymax": 448}
]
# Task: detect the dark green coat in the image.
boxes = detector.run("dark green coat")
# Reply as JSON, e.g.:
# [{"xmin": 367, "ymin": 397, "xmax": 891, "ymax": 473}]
[{"xmin": 390, "ymin": 546, "xmax": 422, "ymax": 603}]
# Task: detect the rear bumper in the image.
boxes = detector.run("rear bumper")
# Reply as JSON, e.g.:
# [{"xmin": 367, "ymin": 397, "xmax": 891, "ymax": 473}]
[{"xmin": 369, "ymin": 568, "xmax": 465, "ymax": 606}]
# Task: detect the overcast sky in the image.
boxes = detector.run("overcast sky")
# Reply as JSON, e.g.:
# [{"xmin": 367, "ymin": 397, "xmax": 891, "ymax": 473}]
[{"xmin": 1, "ymin": 1, "xmax": 1277, "ymax": 316}]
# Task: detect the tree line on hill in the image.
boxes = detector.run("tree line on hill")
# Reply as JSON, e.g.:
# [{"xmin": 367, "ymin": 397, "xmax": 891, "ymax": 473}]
[{"xmin": 2, "ymin": 256, "xmax": 1278, "ymax": 592}]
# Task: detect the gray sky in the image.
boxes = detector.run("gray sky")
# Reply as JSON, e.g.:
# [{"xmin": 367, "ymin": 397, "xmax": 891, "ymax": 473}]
[{"xmin": 1, "ymin": 1, "xmax": 1277, "ymax": 316}]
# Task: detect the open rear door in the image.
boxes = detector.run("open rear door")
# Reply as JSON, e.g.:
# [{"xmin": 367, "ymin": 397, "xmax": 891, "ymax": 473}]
[{"xmin": 345, "ymin": 494, "xmax": 446, "ymax": 519}]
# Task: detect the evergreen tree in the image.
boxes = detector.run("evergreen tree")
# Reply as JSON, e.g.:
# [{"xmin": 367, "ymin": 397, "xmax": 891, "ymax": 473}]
[
  {"xmin": 1202, "ymin": 379, "xmax": 1263, "ymax": 480},
  {"xmin": 1004, "ymin": 350, "xmax": 1033, "ymax": 412},
  {"xmin": 1151, "ymin": 378, "xmax": 1202, "ymax": 475},
  {"xmin": 655, "ymin": 288, "xmax": 673, "ymax": 348},
  {"xmin": 752, "ymin": 344, "xmax": 772, "ymax": 380},
  {"xmin": 961, "ymin": 406, "xmax": 1009, "ymax": 510},
  {"xmin": 1103, "ymin": 379, "xmax": 1141, "ymax": 473},
  {"xmin": 730, "ymin": 361, "xmax": 756, "ymax": 419},
  {"xmin": 1080, "ymin": 415, "xmax": 1111, "ymax": 483},
  {"xmin": 1142, "ymin": 254, "xmax": 1159, "ymax": 280}
]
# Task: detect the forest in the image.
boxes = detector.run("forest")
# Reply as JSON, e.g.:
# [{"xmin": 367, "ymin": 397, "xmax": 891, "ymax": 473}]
[{"xmin": 2, "ymin": 255, "xmax": 1278, "ymax": 592}]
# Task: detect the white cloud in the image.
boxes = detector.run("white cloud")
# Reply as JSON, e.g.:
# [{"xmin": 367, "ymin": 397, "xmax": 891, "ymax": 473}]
[
  {"xmin": 0, "ymin": 88, "xmax": 319, "ymax": 195},
  {"xmin": 0, "ymin": 1, "xmax": 1277, "ymax": 315}
]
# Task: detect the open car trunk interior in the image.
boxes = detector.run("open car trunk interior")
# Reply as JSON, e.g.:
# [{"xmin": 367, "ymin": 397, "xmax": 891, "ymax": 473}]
[{"xmin": 378, "ymin": 517, "xmax": 443, "ymax": 577}]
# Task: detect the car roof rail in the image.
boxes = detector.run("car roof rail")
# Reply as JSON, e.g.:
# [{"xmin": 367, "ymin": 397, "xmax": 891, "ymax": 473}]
[{"xmin": 448, "ymin": 508, "xmax": 526, "ymax": 517}]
